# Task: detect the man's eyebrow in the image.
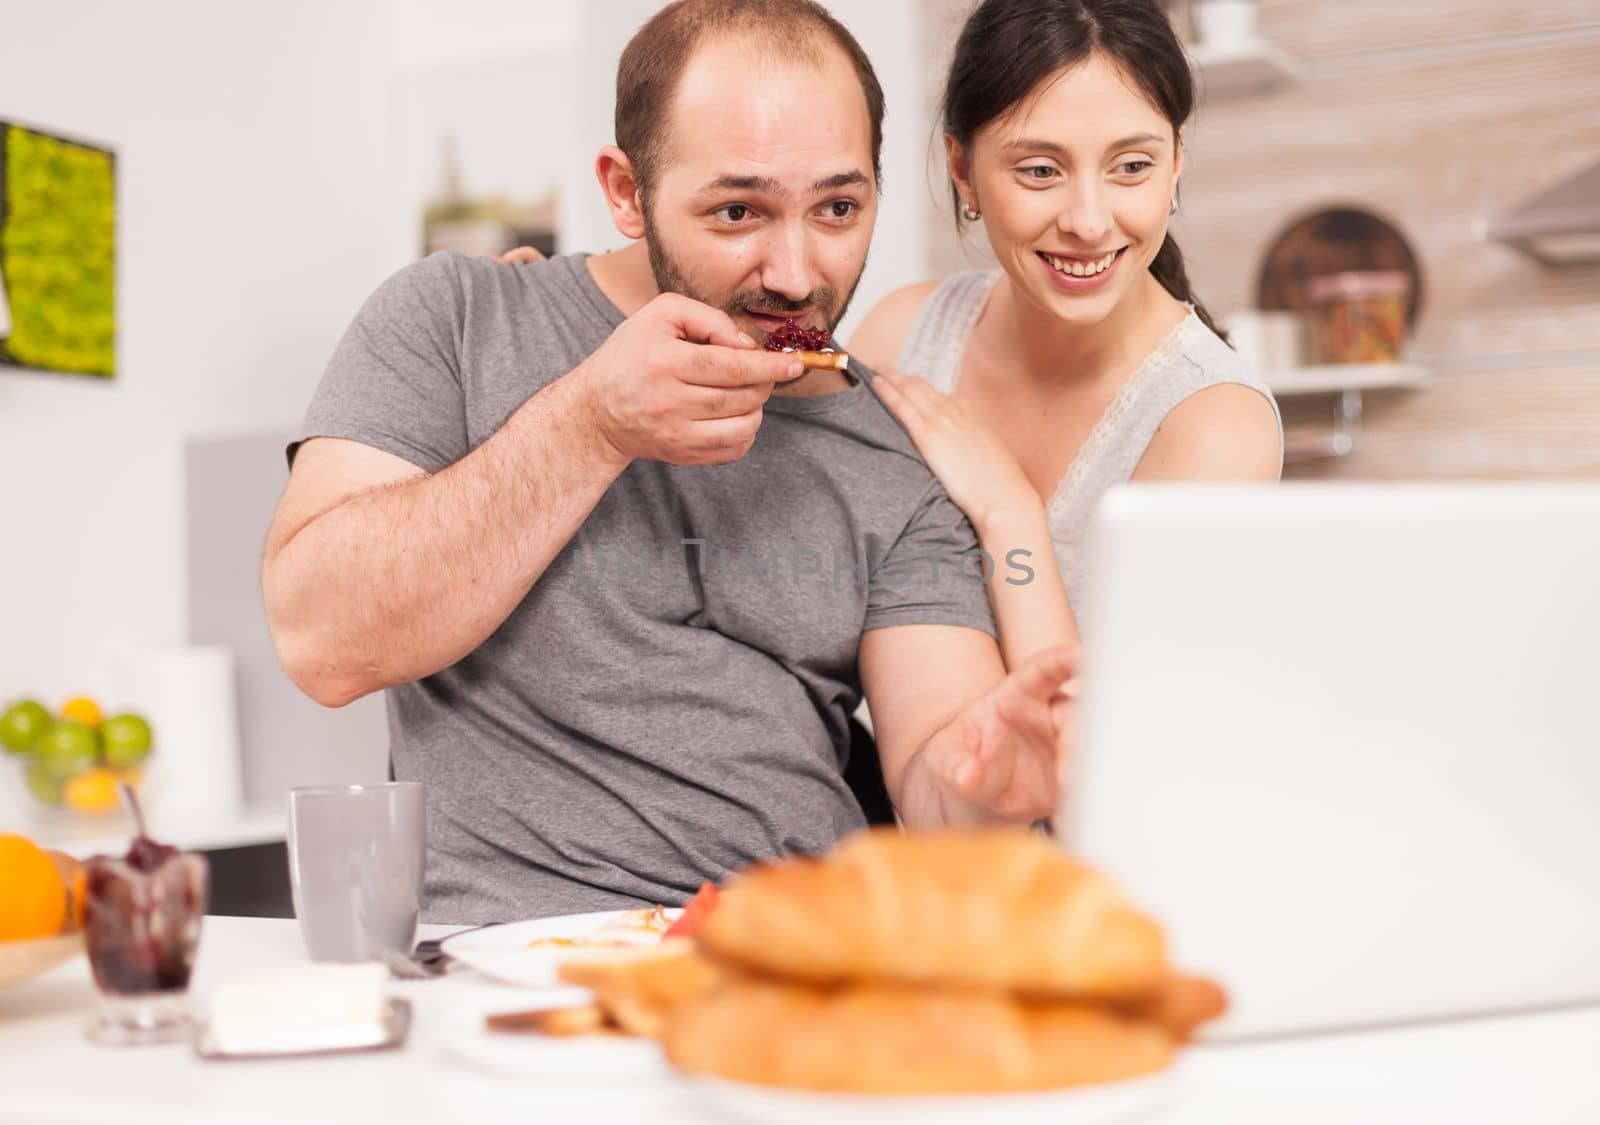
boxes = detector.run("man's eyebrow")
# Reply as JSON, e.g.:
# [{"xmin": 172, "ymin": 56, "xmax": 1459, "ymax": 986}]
[
  {"xmin": 812, "ymin": 170, "xmax": 870, "ymax": 193},
  {"xmin": 694, "ymin": 170, "xmax": 872, "ymax": 197},
  {"xmin": 696, "ymin": 174, "xmax": 784, "ymax": 196}
]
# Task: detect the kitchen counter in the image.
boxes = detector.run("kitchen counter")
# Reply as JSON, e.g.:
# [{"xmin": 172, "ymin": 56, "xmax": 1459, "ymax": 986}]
[{"xmin": 26, "ymin": 806, "xmax": 288, "ymax": 861}]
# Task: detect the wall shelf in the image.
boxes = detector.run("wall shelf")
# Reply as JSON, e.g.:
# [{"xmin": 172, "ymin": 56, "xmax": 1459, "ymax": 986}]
[
  {"xmin": 28, "ymin": 804, "xmax": 286, "ymax": 860},
  {"xmin": 1283, "ymin": 424, "xmax": 1356, "ymax": 463},
  {"xmin": 1270, "ymin": 366, "xmax": 1432, "ymax": 465},
  {"xmin": 1266, "ymin": 362, "xmax": 1432, "ymax": 397}
]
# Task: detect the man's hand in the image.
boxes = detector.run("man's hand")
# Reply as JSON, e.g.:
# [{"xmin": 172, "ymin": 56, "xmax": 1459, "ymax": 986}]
[
  {"xmin": 913, "ymin": 645, "xmax": 1076, "ymax": 823},
  {"xmin": 573, "ymin": 293, "xmax": 803, "ymax": 467}
]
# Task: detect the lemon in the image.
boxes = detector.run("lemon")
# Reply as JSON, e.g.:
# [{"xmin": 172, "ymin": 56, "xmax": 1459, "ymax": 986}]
[
  {"xmin": 60, "ymin": 696, "xmax": 103, "ymax": 729},
  {"xmin": 64, "ymin": 768, "xmax": 123, "ymax": 815}
]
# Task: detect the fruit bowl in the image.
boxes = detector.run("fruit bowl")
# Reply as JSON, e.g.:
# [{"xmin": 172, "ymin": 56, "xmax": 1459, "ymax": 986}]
[
  {"xmin": 0, "ymin": 932, "xmax": 84, "ymax": 990},
  {"xmin": 3, "ymin": 696, "xmax": 155, "ymax": 820}
]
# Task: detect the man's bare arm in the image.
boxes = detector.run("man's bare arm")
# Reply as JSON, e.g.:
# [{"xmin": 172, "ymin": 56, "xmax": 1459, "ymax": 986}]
[
  {"xmin": 861, "ymin": 625, "xmax": 1075, "ymax": 828},
  {"xmin": 262, "ymin": 293, "xmax": 802, "ymax": 708},
  {"xmin": 262, "ymin": 373, "xmax": 630, "ymax": 707}
]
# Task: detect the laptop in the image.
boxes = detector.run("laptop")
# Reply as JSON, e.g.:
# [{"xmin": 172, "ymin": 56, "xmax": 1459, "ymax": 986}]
[{"xmin": 1059, "ymin": 484, "xmax": 1600, "ymax": 1039}]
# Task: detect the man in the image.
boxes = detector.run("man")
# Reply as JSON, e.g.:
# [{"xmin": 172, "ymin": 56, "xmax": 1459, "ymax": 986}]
[{"xmin": 262, "ymin": 0, "xmax": 1074, "ymax": 924}]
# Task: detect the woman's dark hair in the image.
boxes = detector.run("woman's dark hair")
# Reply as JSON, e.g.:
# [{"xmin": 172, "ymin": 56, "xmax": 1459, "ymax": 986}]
[{"xmin": 941, "ymin": 0, "xmax": 1226, "ymax": 340}]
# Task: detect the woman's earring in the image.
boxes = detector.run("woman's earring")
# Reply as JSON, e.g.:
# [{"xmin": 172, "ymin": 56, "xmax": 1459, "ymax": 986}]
[
  {"xmin": 1169, "ymin": 196, "xmax": 1179, "ymax": 215},
  {"xmin": 962, "ymin": 202, "xmax": 982, "ymax": 222}
]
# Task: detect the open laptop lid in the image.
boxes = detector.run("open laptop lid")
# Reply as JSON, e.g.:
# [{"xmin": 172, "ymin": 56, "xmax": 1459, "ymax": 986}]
[{"xmin": 1060, "ymin": 484, "xmax": 1600, "ymax": 1039}]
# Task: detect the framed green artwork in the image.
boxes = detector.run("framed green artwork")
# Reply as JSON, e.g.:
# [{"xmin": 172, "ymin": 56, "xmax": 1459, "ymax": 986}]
[{"xmin": 0, "ymin": 120, "xmax": 116, "ymax": 378}]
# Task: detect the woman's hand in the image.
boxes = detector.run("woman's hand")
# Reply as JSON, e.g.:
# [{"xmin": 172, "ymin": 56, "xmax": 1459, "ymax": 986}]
[
  {"xmin": 496, "ymin": 246, "xmax": 546, "ymax": 265},
  {"xmin": 874, "ymin": 370, "xmax": 1039, "ymax": 533}
]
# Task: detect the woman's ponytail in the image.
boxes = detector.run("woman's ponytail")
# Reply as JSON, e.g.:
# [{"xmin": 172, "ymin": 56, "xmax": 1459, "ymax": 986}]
[{"xmin": 1150, "ymin": 234, "xmax": 1228, "ymax": 345}]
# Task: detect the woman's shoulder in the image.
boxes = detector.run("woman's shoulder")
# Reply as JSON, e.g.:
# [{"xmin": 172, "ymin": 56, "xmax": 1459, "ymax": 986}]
[
  {"xmin": 1133, "ymin": 314, "xmax": 1283, "ymax": 481},
  {"xmin": 848, "ymin": 270, "xmax": 999, "ymax": 373},
  {"xmin": 847, "ymin": 279, "xmax": 944, "ymax": 373},
  {"xmin": 1170, "ymin": 313, "xmax": 1268, "ymax": 392}
]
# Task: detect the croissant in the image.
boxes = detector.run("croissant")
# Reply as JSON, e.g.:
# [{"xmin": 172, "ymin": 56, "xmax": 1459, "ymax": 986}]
[
  {"xmin": 555, "ymin": 938, "xmax": 721, "ymax": 1038},
  {"xmin": 664, "ymin": 970, "xmax": 1176, "ymax": 1094},
  {"xmin": 697, "ymin": 827, "xmax": 1167, "ymax": 998},
  {"xmin": 1112, "ymin": 972, "xmax": 1230, "ymax": 1043}
]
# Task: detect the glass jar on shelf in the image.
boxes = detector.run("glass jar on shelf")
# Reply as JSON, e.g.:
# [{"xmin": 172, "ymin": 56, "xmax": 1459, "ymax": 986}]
[{"xmin": 1307, "ymin": 270, "xmax": 1410, "ymax": 364}]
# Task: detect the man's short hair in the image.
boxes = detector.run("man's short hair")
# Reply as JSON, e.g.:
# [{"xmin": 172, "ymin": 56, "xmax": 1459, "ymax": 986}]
[{"xmin": 615, "ymin": 0, "xmax": 886, "ymax": 201}]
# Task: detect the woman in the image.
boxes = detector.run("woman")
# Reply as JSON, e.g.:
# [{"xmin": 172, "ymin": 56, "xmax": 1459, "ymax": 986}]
[{"xmin": 852, "ymin": 0, "xmax": 1282, "ymax": 669}]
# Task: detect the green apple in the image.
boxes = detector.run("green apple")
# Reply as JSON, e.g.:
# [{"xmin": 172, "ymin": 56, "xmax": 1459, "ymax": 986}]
[
  {"xmin": 33, "ymin": 719, "xmax": 99, "ymax": 781},
  {"xmin": 101, "ymin": 713, "xmax": 154, "ymax": 769},
  {"xmin": 24, "ymin": 753, "xmax": 65, "ymax": 805},
  {"xmin": 0, "ymin": 699, "xmax": 52, "ymax": 754}
]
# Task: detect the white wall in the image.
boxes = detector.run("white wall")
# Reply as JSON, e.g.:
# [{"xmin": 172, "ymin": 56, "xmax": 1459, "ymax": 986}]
[
  {"xmin": 385, "ymin": 0, "xmax": 580, "ymax": 256},
  {"xmin": 0, "ymin": 0, "xmax": 411, "ymax": 704},
  {"xmin": 379, "ymin": 0, "xmax": 579, "ymax": 71},
  {"xmin": 390, "ymin": 54, "xmax": 577, "ymax": 252},
  {"xmin": 836, "ymin": 0, "xmax": 935, "ymax": 338},
  {"xmin": 560, "ymin": 0, "xmax": 930, "ymax": 339}
]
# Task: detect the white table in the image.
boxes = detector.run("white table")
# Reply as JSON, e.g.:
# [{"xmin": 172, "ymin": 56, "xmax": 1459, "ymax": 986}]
[{"xmin": 3, "ymin": 917, "xmax": 1597, "ymax": 1125}]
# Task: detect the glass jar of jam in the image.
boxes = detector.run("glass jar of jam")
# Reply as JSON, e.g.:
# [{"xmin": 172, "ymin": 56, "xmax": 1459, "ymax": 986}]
[
  {"xmin": 82, "ymin": 835, "xmax": 209, "ymax": 1045},
  {"xmin": 1307, "ymin": 271, "xmax": 1410, "ymax": 364}
]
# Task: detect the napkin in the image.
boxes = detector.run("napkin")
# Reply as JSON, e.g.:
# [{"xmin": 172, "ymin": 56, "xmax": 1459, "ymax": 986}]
[{"xmin": 207, "ymin": 962, "xmax": 389, "ymax": 1055}]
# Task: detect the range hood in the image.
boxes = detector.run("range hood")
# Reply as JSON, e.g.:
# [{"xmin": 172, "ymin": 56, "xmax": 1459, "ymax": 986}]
[{"xmin": 1488, "ymin": 159, "xmax": 1600, "ymax": 267}]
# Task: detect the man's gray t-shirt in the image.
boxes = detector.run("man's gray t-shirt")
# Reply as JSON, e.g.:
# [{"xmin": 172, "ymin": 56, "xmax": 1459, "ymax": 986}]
[{"xmin": 295, "ymin": 251, "xmax": 995, "ymax": 924}]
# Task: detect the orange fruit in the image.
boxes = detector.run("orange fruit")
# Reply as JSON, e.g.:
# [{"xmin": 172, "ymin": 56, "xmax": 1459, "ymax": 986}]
[
  {"xmin": 0, "ymin": 834, "xmax": 69, "ymax": 940},
  {"xmin": 64, "ymin": 768, "xmax": 123, "ymax": 815},
  {"xmin": 44, "ymin": 850, "xmax": 85, "ymax": 933},
  {"xmin": 60, "ymin": 696, "xmax": 103, "ymax": 729}
]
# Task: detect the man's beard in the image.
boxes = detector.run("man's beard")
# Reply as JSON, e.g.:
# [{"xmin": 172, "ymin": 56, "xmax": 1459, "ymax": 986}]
[{"xmin": 643, "ymin": 205, "xmax": 866, "ymax": 342}]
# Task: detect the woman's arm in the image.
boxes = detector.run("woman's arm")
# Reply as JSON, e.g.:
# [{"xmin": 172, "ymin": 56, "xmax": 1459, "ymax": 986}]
[
  {"xmin": 872, "ymin": 371, "xmax": 1079, "ymax": 669},
  {"xmin": 969, "ymin": 499, "xmax": 1081, "ymax": 669},
  {"xmin": 854, "ymin": 284, "xmax": 1080, "ymax": 668}
]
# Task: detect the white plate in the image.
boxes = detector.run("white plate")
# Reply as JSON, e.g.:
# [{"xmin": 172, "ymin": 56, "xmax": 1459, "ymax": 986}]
[
  {"xmin": 681, "ymin": 1069, "xmax": 1178, "ymax": 1125},
  {"xmin": 443, "ymin": 1023, "xmax": 675, "ymax": 1086},
  {"xmin": 440, "ymin": 909, "xmax": 682, "ymax": 988}
]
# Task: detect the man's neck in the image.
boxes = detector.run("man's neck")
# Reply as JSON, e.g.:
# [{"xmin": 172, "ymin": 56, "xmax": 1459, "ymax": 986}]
[
  {"xmin": 584, "ymin": 241, "xmax": 657, "ymax": 317},
  {"xmin": 582, "ymin": 241, "xmax": 855, "ymax": 398}
]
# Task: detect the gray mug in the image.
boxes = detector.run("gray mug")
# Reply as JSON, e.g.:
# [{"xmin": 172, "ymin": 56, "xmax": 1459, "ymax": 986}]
[{"xmin": 287, "ymin": 782, "xmax": 426, "ymax": 962}]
